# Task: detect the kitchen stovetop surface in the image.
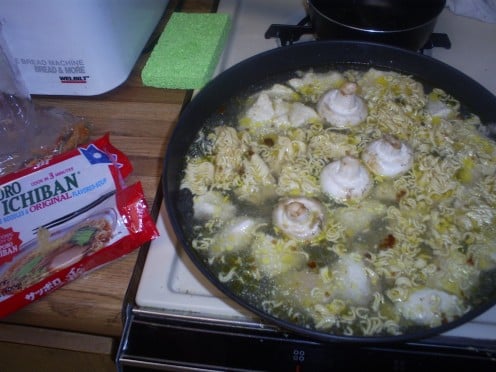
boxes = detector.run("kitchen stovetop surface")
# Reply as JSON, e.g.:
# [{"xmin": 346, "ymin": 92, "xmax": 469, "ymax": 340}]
[{"xmin": 135, "ymin": 0, "xmax": 496, "ymax": 341}]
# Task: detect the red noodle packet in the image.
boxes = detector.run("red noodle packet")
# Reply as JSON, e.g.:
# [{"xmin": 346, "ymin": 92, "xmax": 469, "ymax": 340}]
[{"xmin": 0, "ymin": 134, "xmax": 158, "ymax": 317}]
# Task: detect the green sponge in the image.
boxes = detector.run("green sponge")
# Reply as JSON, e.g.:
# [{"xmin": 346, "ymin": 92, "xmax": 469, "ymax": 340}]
[{"xmin": 142, "ymin": 12, "xmax": 231, "ymax": 90}]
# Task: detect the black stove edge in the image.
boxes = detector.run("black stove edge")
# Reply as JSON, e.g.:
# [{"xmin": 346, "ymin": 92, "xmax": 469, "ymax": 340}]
[{"xmin": 116, "ymin": 309, "xmax": 496, "ymax": 372}]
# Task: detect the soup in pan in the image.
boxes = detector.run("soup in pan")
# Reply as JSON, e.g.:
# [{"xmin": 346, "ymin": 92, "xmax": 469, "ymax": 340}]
[{"xmin": 179, "ymin": 67, "xmax": 496, "ymax": 337}]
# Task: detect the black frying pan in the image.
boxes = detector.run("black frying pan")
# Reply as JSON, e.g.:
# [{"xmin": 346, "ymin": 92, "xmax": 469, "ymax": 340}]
[{"xmin": 164, "ymin": 41, "xmax": 496, "ymax": 343}]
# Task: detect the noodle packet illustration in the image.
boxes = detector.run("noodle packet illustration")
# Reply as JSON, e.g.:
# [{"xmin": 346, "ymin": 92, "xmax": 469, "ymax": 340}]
[{"xmin": 0, "ymin": 134, "xmax": 158, "ymax": 317}]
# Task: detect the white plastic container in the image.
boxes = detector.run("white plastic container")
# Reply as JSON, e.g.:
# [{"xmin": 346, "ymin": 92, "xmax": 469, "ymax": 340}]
[{"xmin": 0, "ymin": 0, "xmax": 169, "ymax": 96}]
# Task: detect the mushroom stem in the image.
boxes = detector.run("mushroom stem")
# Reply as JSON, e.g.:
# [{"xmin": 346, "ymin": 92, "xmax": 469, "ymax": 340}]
[
  {"xmin": 362, "ymin": 135, "xmax": 413, "ymax": 177},
  {"xmin": 320, "ymin": 156, "xmax": 372, "ymax": 201},
  {"xmin": 317, "ymin": 82, "xmax": 368, "ymax": 128},
  {"xmin": 273, "ymin": 197, "xmax": 325, "ymax": 240}
]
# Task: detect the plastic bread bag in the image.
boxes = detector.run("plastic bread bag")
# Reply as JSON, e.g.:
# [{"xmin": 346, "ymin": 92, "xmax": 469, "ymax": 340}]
[
  {"xmin": 0, "ymin": 134, "xmax": 158, "ymax": 317},
  {"xmin": 0, "ymin": 94, "xmax": 91, "ymax": 176},
  {"xmin": 0, "ymin": 25, "xmax": 28, "ymax": 99},
  {"xmin": 447, "ymin": 0, "xmax": 496, "ymax": 23},
  {"xmin": 0, "ymin": 29, "xmax": 90, "ymax": 177}
]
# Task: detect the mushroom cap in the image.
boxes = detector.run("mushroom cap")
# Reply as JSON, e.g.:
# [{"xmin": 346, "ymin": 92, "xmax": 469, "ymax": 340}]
[
  {"xmin": 317, "ymin": 82, "xmax": 368, "ymax": 128},
  {"xmin": 273, "ymin": 197, "xmax": 326, "ymax": 240},
  {"xmin": 362, "ymin": 135, "xmax": 413, "ymax": 177},
  {"xmin": 320, "ymin": 156, "xmax": 372, "ymax": 201}
]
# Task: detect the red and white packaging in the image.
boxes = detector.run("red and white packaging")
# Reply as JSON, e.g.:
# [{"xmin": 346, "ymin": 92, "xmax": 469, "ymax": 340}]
[{"xmin": 0, "ymin": 134, "xmax": 158, "ymax": 317}]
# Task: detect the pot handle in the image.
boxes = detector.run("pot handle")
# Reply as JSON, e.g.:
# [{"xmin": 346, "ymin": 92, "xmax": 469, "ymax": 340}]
[
  {"xmin": 421, "ymin": 33, "xmax": 451, "ymax": 50},
  {"xmin": 265, "ymin": 16, "xmax": 314, "ymax": 46}
]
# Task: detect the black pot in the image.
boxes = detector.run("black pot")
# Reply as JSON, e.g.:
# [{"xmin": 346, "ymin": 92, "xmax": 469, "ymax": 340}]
[
  {"xmin": 164, "ymin": 41, "xmax": 496, "ymax": 344},
  {"xmin": 266, "ymin": 0, "xmax": 449, "ymax": 50},
  {"xmin": 308, "ymin": 0, "xmax": 446, "ymax": 50}
]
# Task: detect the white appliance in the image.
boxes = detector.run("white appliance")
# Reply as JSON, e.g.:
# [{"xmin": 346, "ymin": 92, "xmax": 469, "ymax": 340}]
[
  {"xmin": 0, "ymin": 0, "xmax": 169, "ymax": 96},
  {"xmin": 118, "ymin": 1, "xmax": 496, "ymax": 370}
]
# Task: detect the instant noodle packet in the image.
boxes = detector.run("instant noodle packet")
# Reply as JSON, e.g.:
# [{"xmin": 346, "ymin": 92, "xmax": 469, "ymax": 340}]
[{"xmin": 0, "ymin": 134, "xmax": 158, "ymax": 317}]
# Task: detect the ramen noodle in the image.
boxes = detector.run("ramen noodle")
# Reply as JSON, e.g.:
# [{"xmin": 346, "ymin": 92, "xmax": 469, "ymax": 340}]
[
  {"xmin": 180, "ymin": 67, "xmax": 496, "ymax": 337},
  {"xmin": 0, "ymin": 135, "xmax": 158, "ymax": 317},
  {"xmin": 0, "ymin": 216, "xmax": 113, "ymax": 295}
]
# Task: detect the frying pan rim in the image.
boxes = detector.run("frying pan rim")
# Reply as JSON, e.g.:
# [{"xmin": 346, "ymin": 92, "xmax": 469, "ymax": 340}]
[{"xmin": 163, "ymin": 40, "xmax": 496, "ymax": 344}]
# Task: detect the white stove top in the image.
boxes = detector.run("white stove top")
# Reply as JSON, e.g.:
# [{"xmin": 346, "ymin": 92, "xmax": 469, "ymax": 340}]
[
  {"xmin": 136, "ymin": 0, "xmax": 496, "ymax": 341},
  {"xmin": 137, "ymin": 203, "xmax": 251, "ymax": 320}
]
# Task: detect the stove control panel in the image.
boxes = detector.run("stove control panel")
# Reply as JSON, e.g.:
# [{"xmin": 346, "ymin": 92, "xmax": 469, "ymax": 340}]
[{"xmin": 117, "ymin": 312, "xmax": 496, "ymax": 371}]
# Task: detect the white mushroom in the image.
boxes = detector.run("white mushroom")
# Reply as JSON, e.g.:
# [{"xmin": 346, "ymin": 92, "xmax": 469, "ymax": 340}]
[
  {"xmin": 362, "ymin": 135, "xmax": 413, "ymax": 177},
  {"xmin": 317, "ymin": 82, "xmax": 368, "ymax": 128},
  {"xmin": 320, "ymin": 156, "xmax": 373, "ymax": 202},
  {"xmin": 395, "ymin": 288, "xmax": 465, "ymax": 327},
  {"xmin": 273, "ymin": 197, "xmax": 326, "ymax": 240}
]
